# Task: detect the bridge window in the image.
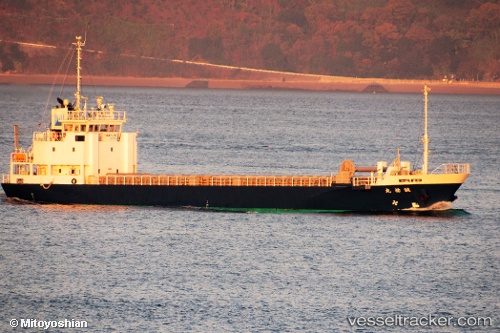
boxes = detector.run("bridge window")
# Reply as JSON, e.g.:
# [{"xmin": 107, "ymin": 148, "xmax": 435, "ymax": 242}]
[
  {"xmin": 33, "ymin": 165, "xmax": 48, "ymax": 175},
  {"xmin": 13, "ymin": 164, "xmax": 30, "ymax": 175}
]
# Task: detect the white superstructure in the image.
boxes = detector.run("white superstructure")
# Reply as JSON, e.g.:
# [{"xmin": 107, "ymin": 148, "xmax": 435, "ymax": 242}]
[{"xmin": 5, "ymin": 36, "xmax": 137, "ymax": 186}]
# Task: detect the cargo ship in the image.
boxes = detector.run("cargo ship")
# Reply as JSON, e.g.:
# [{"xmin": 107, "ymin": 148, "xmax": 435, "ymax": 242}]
[{"xmin": 1, "ymin": 36, "xmax": 470, "ymax": 212}]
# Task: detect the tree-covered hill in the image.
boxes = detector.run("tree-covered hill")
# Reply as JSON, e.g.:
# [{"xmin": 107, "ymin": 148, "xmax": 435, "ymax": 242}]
[{"xmin": 0, "ymin": 0, "xmax": 498, "ymax": 81}]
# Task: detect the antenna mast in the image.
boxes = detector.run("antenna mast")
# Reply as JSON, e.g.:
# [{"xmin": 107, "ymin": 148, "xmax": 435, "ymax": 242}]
[
  {"xmin": 422, "ymin": 84, "xmax": 430, "ymax": 175},
  {"xmin": 73, "ymin": 36, "xmax": 85, "ymax": 111},
  {"xmin": 14, "ymin": 125, "xmax": 19, "ymax": 153}
]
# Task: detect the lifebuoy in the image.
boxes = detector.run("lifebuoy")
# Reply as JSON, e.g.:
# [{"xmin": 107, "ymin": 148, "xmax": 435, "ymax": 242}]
[{"xmin": 71, "ymin": 178, "xmax": 77, "ymax": 184}]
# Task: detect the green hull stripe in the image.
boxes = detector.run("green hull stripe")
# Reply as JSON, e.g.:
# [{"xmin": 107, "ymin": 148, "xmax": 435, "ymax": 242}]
[
  {"xmin": 205, "ymin": 207, "xmax": 350, "ymax": 213},
  {"xmin": 203, "ymin": 207, "xmax": 468, "ymax": 215}
]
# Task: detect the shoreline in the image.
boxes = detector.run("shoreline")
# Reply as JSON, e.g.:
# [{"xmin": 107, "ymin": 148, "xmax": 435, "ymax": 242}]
[{"xmin": 1, "ymin": 74, "xmax": 499, "ymax": 95}]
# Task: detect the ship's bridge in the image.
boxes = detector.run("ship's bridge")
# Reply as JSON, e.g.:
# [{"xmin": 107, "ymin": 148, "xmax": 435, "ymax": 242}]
[{"xmin": 50, "ymin": 96, "xmax": 127, "ymax": 135}]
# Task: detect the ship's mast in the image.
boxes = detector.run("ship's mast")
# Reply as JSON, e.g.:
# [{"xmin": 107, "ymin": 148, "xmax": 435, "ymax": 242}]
[
  {"xmin": 14, "ymin": 124, "xmax": 19, "ymax": 153},
  {"xmin": 73, "ymin": 36, "xmax": 85, "ymax": 111},
  {"xmin": 422, "ymin": 84, "xmax": 430, "ymax": 175}
]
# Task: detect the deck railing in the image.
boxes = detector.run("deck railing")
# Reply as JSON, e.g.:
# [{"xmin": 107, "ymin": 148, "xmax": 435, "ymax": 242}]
[
  {"xmin": 352, "ymin": 176, "xmax": 376, "ymax": 187},
  {"xmin": 431, "ymin": 163, "xmax": 470, "ymax": 175},
  {"xmin": 90, "ymin": 174, "xmax": 336, "ymax": 187},
  {"xmin": 58, "ymin": 110, "xmax": 126, "ymax": 121}
]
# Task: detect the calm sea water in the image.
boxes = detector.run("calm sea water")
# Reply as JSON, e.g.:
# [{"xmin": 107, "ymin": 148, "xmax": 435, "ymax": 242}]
[{"xmin": 0, "ymin": 85, "xmax": 498, "ymax": 332}]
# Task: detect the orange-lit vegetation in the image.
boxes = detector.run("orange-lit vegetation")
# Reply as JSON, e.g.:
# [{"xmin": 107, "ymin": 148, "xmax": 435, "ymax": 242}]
[{"xmin": 0, "ymin": 0, "xmax": 498, "ymax": 81}]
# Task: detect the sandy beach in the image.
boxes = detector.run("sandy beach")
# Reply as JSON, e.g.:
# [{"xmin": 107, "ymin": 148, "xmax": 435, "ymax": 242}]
[{"xmin": 1, "ymin": 74, "xmax": 499, "ymax": 95}]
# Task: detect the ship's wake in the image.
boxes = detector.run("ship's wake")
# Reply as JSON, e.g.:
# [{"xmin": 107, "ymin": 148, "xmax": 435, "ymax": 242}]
[
  {"xmin": 403, "ymin": 201, "xmax": 453, "ymax": 211},
  {"xmin": 400, "ymin": 201, "xmax": 470, "ymax": 216},
  {"xmin": 3, "ymin": 196, "xmax": 38, "ymax": 205},
  {"xmin": 2, "ymin": 196, "xmax": 130, "ymax": 211}
]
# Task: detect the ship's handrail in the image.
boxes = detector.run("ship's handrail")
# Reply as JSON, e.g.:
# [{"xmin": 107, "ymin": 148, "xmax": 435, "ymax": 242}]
[
  {"xmin": 56, "ymin": 110, "xmax": 126, "ymax": 121},
  {"xmin": 430, "ymin": 163, "xmax": 470, "ymax": 175},
  {"xmin": 2, "ymin": 174, "xmax": 9, "ymax": 183},
  {"xmin": 352, "ymin": 176, "xmax": 377, "ymax": 186},
  {"xmin": 91, "ymin": 174, "xmax": 336, "ymax": 187},
  {"xmin": 87, "ymin": 110, "xmax": 126, "ymax": 121}
]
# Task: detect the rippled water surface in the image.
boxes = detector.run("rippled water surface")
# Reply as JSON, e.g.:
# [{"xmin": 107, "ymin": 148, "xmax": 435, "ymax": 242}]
[{"xmin": 0, "ymin": 86, "xmax": 498, "ymax": 332}]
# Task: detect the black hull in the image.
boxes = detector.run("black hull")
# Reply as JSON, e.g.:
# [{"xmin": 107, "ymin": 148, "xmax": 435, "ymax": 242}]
[{"xmin": 2, "ymin": 183, "xmax": 463, "ymax": 212}]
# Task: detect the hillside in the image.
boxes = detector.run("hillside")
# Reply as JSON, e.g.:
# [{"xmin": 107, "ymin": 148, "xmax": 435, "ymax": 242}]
[{"xmin": 0, "ymin": 0, "xmax": 498, "ymax": 81}]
